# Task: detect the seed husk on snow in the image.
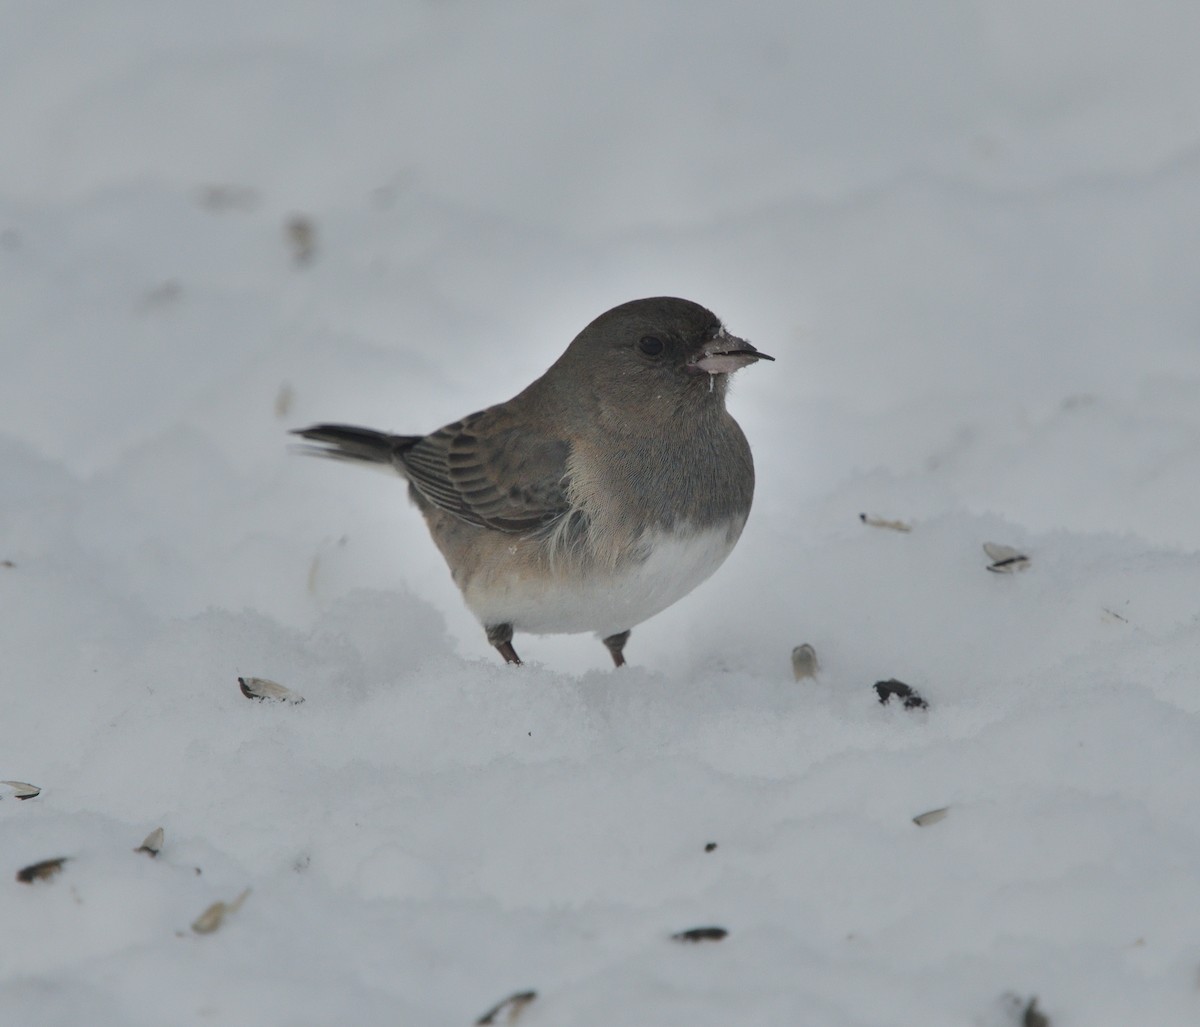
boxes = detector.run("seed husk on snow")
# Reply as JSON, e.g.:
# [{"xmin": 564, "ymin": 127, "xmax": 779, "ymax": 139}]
[
  {"xmin": 191, "ymin": 888, "xmax": 251, "ymax": 934},
  {"xmin": 998, "ymin": 992, "xmax": 1051, "ymax": 1027},
  {"xmin": 912, "ymin": 807, "xmax": 950, "ymax": 827},
  {"xmin": 16, "ymin": 857, "xmax": 69, "ymax": 883},
  {"xmin": 197, "ymin": 184, "xmax": 260, "ymax": 212},
  {"xmin": 671, "ymin": 926, "xmax": 728, "ymax": 943},
  {"xmin": 2, "ymin": 781, "xmax": 41, "ymax": 800},
  {"xmin": 874, "ymin": 679, "xmax": 929, "ymax": 710},
  {"xmin": 475, "ymin": 990, "xmax": 537, "ymax": 1025},
  {"xmin": 274, "ymin": 382, "xmax": 295, "ymax": 418},
  {"xmin": 983, "ymin": 542, "xmax": 1030, "ymax": 573},
  {"xmin": 238, "ymin": 676, "xmax": 304, "ymax": 704},
  {"xmin": 135, "ymin": 827, "xmax": 165, "ymax": 857},
  {"xmin": 285, "ymin": 215, "xmax": 316, "ymax": 265},
  {"xmin": 1022, "ymin": 996, "xmax": 1050, "ymax": 1027},
  {"xmin": 860, "ymin": 513, "xmax": 912, "ymax": 533},
  {"xmin": 791, "ymin": 643, "xmax": 820, "ymax": 680}
]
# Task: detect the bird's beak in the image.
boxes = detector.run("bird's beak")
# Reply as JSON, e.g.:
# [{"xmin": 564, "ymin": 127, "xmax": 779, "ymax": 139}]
[{"xmin": 687, "ymin": 332, "xmax": 775, "ymax": 375}]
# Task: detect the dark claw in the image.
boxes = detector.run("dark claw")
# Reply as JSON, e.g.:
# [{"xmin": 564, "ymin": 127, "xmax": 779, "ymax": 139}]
[{"xmin": 602, "ymin": 630, "xmax": 631, "ymax": 668}]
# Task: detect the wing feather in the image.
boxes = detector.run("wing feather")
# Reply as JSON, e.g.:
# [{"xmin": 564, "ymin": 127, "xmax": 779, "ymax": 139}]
[{"xmin": 398, "ymin": 408, "xmax": 572, "ymax": 534}]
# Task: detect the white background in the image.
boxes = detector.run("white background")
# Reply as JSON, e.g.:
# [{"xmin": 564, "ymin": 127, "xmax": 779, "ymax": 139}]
[{"xmin": 3, "ymin": 3, "xmax": 1200, "ymax": 1024}]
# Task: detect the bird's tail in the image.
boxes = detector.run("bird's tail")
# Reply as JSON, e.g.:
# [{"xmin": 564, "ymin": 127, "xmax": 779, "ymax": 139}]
[{"xmin": 290, "ymin": 424, "xmax": 418, "ymax": 466}]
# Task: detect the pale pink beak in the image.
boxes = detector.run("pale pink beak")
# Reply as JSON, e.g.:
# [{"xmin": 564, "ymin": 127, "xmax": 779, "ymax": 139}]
[{"xmin": 687, "ymin": 333, "xmax": 774, "ymax": 375}]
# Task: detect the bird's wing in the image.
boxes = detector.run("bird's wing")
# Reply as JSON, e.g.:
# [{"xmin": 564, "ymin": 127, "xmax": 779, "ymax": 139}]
[{"xmin": 398, "ymin": 407, "xmax": 572, "ymax": 534}]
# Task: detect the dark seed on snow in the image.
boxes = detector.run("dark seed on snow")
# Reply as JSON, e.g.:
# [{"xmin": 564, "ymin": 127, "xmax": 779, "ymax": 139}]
[
  {"xmin": 671, "ymin": 926, "xmax": 728, "ymax": 943},
  {"xmin": 16, "ymin": 857, "xmax": 69, "ymax": 883},
  {"xmin": 475, "ymin": 990, "xmax": 537, "ymax": 1025},
  {"xmin": 874, "ymin": 679, "xmax": 928, "ymax": 710}
]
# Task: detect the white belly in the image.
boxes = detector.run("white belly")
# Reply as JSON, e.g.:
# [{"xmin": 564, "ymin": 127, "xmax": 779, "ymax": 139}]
[{"xmin": 464, "ymin": 522, "xmax": 743, "ymax": 638}]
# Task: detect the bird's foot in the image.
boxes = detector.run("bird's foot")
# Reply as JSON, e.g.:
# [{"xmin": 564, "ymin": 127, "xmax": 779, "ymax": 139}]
[
  {"xmin": 486, "ymin": 623, "xmax": 523, "ymax": 665},
  {"xmin": 602, "ymin": 630, "xmax": 631, "ymax": 668}
]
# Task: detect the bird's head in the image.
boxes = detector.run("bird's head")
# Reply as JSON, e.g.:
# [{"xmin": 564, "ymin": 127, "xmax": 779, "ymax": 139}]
[{"xmin": 555, "ymin": 297, "xmax": 773, "ymax": 415}]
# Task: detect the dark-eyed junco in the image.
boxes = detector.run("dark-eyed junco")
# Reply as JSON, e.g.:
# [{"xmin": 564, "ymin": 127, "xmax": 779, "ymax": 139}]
[{"xmin": 293, "ymin": 296, "xmax": 771, "ymax": 666}]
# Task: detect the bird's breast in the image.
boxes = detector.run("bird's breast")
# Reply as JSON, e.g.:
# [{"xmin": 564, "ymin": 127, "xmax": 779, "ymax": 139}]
[{"xmin": 462, "ymin": 518, "xmax": 746, "ymax": 637}]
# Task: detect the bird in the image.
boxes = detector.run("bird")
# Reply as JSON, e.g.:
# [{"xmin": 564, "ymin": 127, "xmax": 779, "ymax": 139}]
[{"xmin": 292, "ymin": 296, "xmax": 772, "ymax": 666}]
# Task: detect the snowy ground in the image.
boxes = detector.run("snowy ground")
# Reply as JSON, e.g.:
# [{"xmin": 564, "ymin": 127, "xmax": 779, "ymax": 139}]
[{"xmin": 4, "ymin": 2, "xmax": 1200, "ymax": 1025}]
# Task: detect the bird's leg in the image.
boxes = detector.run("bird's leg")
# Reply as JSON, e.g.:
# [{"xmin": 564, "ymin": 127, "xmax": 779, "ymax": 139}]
[
  {"xmin": 486, "ymin": 623, "xmax": 522, "ymax": 665},
  {"xmin": 495, "ymin": 641, "xmax": 522, "ymax": 665},
  {"xmin": 602, "ymin": 629, "xmax": 631, "ymax": 668}
]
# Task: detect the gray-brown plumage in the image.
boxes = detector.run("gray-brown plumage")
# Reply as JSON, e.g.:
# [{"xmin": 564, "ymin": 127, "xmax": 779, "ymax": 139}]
[{"xmin": 293, "ymin": 296, "xmax": 771, "ymax": 666}]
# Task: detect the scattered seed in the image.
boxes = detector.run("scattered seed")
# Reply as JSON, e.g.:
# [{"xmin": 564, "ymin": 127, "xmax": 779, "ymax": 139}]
[
  {"xmin": 2, "ymin": 781, "xmax": 41, "ymax": 800},
  {"xmin": 671, "ymin": 926, "xmax": 728, "ymax": 943},
  {"xmin": 191, "ymin": 903, "xmax": 224, "ymax": 934},
  {"xmin": 197, "ymin": 185, "xmax": 261, "ymax": 212},
  {"xmin": 912, "ymin": 807, "xmax": 949, "ymax": 827},
  {"xmin": 475, "ymin": 990, "xmax": 537, "ymax": 1025},
  {"xmin": 16, "ymin": 857, "xmax": 69, "ymax": 883},
  {"xmin": 140, "ymin": 280, "xmax": 183, "ymax": 309},
  {"xmin": 191, "ymin": 888, "xmax": 250, "ymax": 934},
  {"xmin": 285, "ymin": 215, "xmax": 316, "ymax": 265},
  {"xmin": 704, "ymin": 842, "xmax": 718, "ymax": 853},
  {"xmin": 135, "ymin": 827, "xmax": 165, "ymax": 857},
  {"xmin": 984, "ymin": 542, "xmax": 1030, "ymax": 573},
  {"xmin": 238, "ymin": 676, "xmax": 304, "ymax": 704},
  {"xmin": 274, "ymin": 382, "xmax": 295, "ymax": 418},
  {"xmin": 874, "ymin": 679, "xmax": 928, "ymax": 710},
  {"xmin": 791, "ymin": 643, "xmax": 820, "ymax": 680},
  {"xmin": 1022, "ymin": 996, "xmax": 1050, "ymax": 1027},
  {"xmin": 860, "ymin": 513, "xmax": 912, "ymax": 533}
]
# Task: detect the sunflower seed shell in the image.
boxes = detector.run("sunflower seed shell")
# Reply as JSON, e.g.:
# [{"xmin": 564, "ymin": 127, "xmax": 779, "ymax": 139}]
[{"xmin": 238, "ymin": 677, "xmax": 304, "ymax": 703}]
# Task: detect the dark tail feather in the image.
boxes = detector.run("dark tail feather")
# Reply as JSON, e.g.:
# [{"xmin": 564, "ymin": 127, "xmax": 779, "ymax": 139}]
[{"xmin": 290, "ymin": 423, "xmax": 418, "ymax": 466}]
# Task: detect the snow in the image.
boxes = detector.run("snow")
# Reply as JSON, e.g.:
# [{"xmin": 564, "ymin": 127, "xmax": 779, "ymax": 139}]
[{"xmin": 3, "ymin": 2, "xmax": 1200, "ymax": 1024}]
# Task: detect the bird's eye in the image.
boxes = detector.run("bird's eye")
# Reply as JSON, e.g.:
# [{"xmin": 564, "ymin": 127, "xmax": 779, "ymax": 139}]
[{"xmin": 638, "ymin": 336, "xmax": 664, "ymax": 356}]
